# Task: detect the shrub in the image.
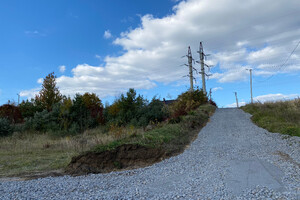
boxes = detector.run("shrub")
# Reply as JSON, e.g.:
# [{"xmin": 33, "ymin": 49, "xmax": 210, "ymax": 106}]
[
  {"xmin": 0, "ymin": 118, "xmax": 13, "ymax": 137},
  {"xmin": 169, "ymin": 89, "xmax": 208, "ymax": 119},
  {"xmin": 25, "ymin": 103, "xmax": 61, "ymax": 132},
  {"xmin": 105, "ymin": 90, "xmax": 169, "ymax": 128},
  {"xmin": 25, "ymin": 110, "xmax": 51, "ymax": 132},
  {"xmin": 145, "ymin": 98, "xmax": 168, "ymax": 124},
  {"xmin": 19, "ymin": 99, "xmax": 43, "ymax": 119},
  {"xmin": 0, "ymin": 104, "xmax": 23, "ymax": 123},
  {"xmin": 105, "ymin": 88, "xmax": 148, "ymax": 126}
]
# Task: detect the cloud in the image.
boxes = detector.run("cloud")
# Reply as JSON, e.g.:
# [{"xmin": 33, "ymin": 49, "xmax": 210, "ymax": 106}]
[
  {"xmin": 37, "ymin": 78, "xmax": 43, "ymax": 84},
  {"xmin": 254, "ymin": 93, "xmax": 299, "ymax": 103},
  {"xmin": 59, "ymin": 65, "xmax": 66, "ymax": 73},
  {"xmin": 54, "ymin": 64, "xmax": 157, "ymax": 98},
  {"xmin": 103, "ymin": 30, "xmax": 112, "ymax": 39},
  {"xmin": 95, "ymin": 54, "xmax": 101, "ymax": 59},
  {"xmin": 211, "ymin": 66, "xmax": 249, "ymax": 83},
  {"xmin": 212, "ymin": 87, "xmax": 223, "ymax": 92},
  {"xmin": 226, "ymin": 101, "xmax": 246, "ymax": 108},
  {"xmin": 20, "ymin": 88, "xmax": 40, "ymax": 99},
  {"xmin": 21, "ymin": 0, "xmax": 300, "ymax": 99}
]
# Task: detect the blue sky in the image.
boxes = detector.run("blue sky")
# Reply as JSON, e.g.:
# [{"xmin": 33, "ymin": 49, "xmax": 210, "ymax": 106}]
[{"xmin": 1, "ymin": 0, "xmax": 300, "ymax": 107}]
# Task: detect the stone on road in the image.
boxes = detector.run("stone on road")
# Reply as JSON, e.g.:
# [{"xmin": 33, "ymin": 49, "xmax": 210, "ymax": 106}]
[{"xmin": 0, "ymin": 108, "xmax": 299, "ymax": 199}]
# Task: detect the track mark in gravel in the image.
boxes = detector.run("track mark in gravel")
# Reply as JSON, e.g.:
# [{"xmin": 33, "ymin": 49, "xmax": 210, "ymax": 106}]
[{"xmin": 225, "ymin": 159, "xmax": 284, "ymax": 194}]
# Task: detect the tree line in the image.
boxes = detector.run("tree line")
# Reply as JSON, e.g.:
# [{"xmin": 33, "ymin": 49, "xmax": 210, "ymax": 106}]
[
  {"xmin": 0, "ymin": 72, "xmax": 212, "ymax": 137},
  {"xmin": 0, "ymin": 73, "xmax": 169, "ymax": 136}
]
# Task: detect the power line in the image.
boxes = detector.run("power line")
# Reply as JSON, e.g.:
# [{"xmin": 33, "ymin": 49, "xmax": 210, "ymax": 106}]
[{"xmin": 257, "ymin": 40, "xmax": 300, "ymax": 82}]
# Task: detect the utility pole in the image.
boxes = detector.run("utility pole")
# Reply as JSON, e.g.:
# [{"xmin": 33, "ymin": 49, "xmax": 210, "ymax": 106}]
[
  {"xmin": 187, "ymin": 46, "xmax": 194, "ymax": 92},
  {"xmin": 17, "ymin": 93, "xmax": 20, "ymax": 105},
  {"xmin": 235, "ymin": 92, "xmax": 239, "ymax": 108},
  {"xmin": 197, "ymin": 42, "xmax": 207, "ymax": 95},
  {"xmin": 209, "ymin": 88, "xmax": 212, "ymax": 101},
  {"xmin": 246, "ymin": 68, "xmax": 253, "ymax": 104}
]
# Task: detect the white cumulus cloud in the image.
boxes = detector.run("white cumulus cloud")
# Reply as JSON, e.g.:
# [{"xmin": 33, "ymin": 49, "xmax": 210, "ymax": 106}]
[{"xmin": 21, "ymin": 0, "xmax": 300, "ymax": 99}]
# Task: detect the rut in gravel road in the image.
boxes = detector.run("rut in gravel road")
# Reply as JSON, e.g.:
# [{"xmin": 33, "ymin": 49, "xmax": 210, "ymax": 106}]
[{"xmin": 0, "ymin": 108, "xmax": 299, "ymax": 199}]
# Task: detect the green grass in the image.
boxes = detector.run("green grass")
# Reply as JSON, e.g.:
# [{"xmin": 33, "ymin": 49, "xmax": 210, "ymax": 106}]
[
  {"xmin": 241, "ymin": 99, "xmax": 300, "ymax": 137},
  {"xmin": 92, "ymin": 104, "xmax": 216, "ymax": 154}
]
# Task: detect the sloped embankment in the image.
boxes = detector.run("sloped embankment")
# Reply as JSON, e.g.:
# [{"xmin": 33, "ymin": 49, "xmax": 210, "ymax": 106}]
[
  {"xmin": 66, "ymin": 104, "xmax": 216, "ymax": 175},
  {"xmin": 67, "ymin": 144, "xmax": 166, "ymax": 174}
]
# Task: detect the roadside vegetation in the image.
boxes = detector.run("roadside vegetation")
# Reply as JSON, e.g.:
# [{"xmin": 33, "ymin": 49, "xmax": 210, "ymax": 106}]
[
  {"xmin": 0, "ymin": 72, "xmax": 216, "ymax": 177},
  {"xmin": 93, "ymin": 104, "xmax": 215, "ymax": 154},
  {"xmin": 67, "ymin": 91, "xmax": 215, "ymax": 175},
  {"xmin": 241, "ymin": 99, "xmax": 300, "ymax": 137}
]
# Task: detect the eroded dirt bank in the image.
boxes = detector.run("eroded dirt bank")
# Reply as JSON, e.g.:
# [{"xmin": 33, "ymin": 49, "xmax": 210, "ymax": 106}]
[{"xmin": 66, "ymin": 144, "xmax": 167, "ymax": 175}]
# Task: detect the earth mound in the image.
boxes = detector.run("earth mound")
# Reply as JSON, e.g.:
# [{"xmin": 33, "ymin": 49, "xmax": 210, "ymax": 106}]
[{"xmin": 66, "ymin": 144, "xmax": 166, "ymax": 175}]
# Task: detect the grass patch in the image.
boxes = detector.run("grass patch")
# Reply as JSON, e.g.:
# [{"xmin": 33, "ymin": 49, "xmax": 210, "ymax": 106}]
[
  {"xmin": 241, "ymin": 99, "xmax": 300, "ymax": 137},
  {"xmin": 91, "ymin": 104, "xmax": 216, "ymax": 154},
  {"xmin": 0, "ymin": 127, "xmax": 115, "ymax": 177}
]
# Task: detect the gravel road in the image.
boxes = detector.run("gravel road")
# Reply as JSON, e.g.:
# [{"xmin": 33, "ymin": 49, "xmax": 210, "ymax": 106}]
[{"xmin": 1, "ymin": 108, "xmax": 299, "ymax": 199}]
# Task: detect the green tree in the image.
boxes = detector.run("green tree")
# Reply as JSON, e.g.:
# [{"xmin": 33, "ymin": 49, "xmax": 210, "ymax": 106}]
[
  {"xmin": 19, "ymin": 98, "xmax": 43, "ymax": 119},
  {"xmin": 82, "ymin": 93, "xmax": 104, "ymax": 124},
  {"xmin": 59, "ymin": 96, "xmax": 73, "ymax": 130},
  {"xmin": 106, "ymin": 88, "xmax": 147, "ymax": 126},
  {"xmin": 145, "ymin": 97, "xmax": 168, "ymax": 123},
  {"xmin": 70, "ymin": 94, "xmax": 91, "ymax": 132},
  {"xmin": 0, "ymin": 118, "xmax": 13, "ymax": 137},
  {"xmin": 39, "ymin": 72, "xmax": 62, "ymax": 111}
]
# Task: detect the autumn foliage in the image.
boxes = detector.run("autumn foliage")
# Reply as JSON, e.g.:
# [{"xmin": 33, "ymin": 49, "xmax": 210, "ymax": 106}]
[
  {"xmin": 0, "ymin": 72, "xmax": 211, "ymax": 136},
  {"xmin": 0, "ymin": 104, "xmax": 23, "ymax": 124}
]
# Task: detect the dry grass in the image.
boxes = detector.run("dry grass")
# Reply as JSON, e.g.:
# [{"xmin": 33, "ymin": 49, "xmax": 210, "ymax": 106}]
[
  {"xmin": 242, "ymin": 98, "xmax": 300, "ymax": 137},
  {"xmin": 0, "ymin": 127, "xmax": 116, "ymax": 177}
]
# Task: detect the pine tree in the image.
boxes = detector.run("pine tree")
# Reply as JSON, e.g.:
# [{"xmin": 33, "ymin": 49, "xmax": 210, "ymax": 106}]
[{"xmin": 39, "ymin": 72, "xmax": 62, "ymax": 111}]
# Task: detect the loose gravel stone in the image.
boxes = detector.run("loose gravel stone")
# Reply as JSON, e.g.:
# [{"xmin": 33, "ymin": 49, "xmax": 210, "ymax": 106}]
[{"xmin": 0, "ymin": 108, "xmax": 299, "ymax": 199}]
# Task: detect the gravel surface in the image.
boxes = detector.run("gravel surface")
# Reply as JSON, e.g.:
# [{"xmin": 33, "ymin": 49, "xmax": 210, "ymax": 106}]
[{"xmin": 1, "ymin": 108, "xmax": 299, "ymax": 199}]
